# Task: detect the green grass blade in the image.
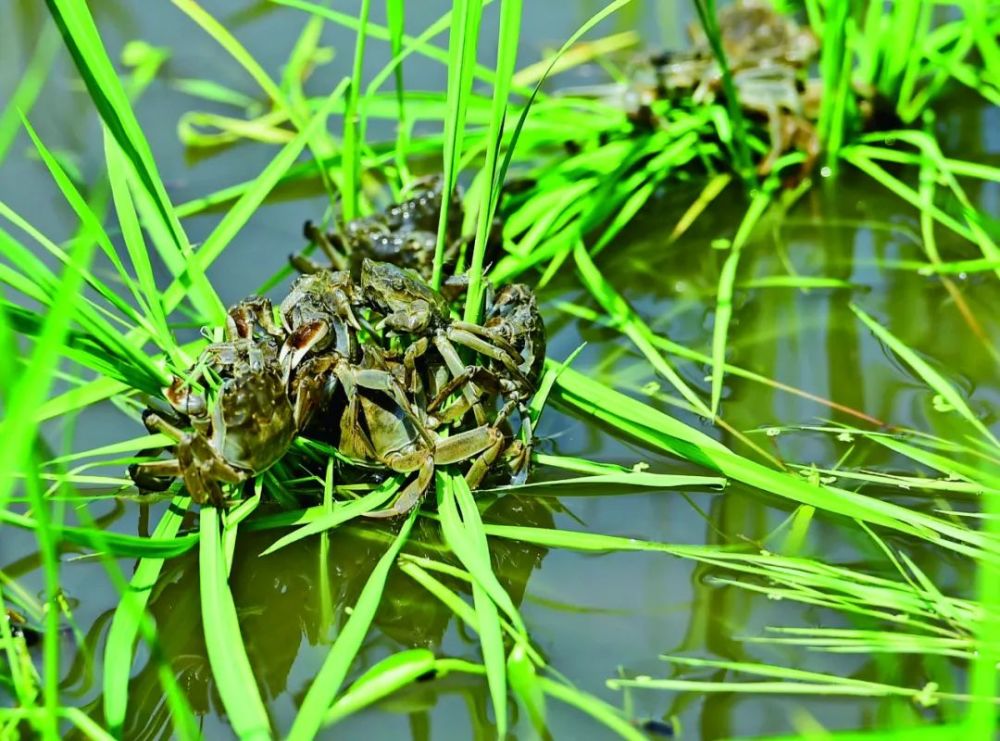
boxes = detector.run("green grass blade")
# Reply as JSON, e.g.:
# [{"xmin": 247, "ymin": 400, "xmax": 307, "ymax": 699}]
[
  {"xmin": 0, "ymin": 226, "xmax": 167, "ymax": 389},
  {"xmin": 44, "ymin": 0, "xmax": 224, "ymax": 322},
  {"xmin": 385, "ymin": 0, "xmax": 408, "ymax": 175},
  {"xmin": 0, "ymin": 220, "xmax": 98, "ymax": 510},
  {"xmin": 104, "ymin": 127, "xmax": 172, "ymax": 352},
  {"xmin": 539, "ymin": 677, "xmax": 646, "ymax": 741},
  {"xmin": 550, "ymin": 364, "xmax": 1000, "ymax": 554},
  {"xmin": 841, "ymin": 150, "xmax": 980, "ymax": 244},
  {"xmin": 171, "ymin": 0, "xmax": 338, "ymax": 199},
  {"xmin": 573, "ymin": 243, "xmax": 712, "ymax": 418},
  {"xmin": 198, "ymin": 508, "xmax": 272, "ymax": 740},
  {"xmin": 260, "ymin": 478, "xmax": 399, "ymax": 555},
  {"xmin": 492, "ymin": 0, "xmax": 638, "ymax": 220},
  {"xmin": 103, "ymin": 501, "xmax": 187, "ymax": 734},
  {"xmin": 711, "ymin": 186, "xmax": 773, "ymax": 416},
  {"xmin": 851, "ymin": 303, "xmax": 998, "ymax": 449},
  {"xmin": 281, "ymin": 13, "xmax": 326, "ymax": 110},
  {"xmin": 17, "ymin": 116, "xmax": 160, "ymax": 340},
  {"xmin": 160, "ymin": 78, "xmax": 349, "ymax": 313},
  {"xmin": 507, "ymin": 645, "xmax": 547, "ymax": 736},
  {"xmin": 816, "ymin": 0, "xmax": 852, "ymax": 155},
  {"xmin": 0, "ymin": 509, "xmax": 197, "ymax": 558},
  {"xmin": 400, "ymin": 558, "xmax": 482, "ymax": 628},
  {"xmin": 0, "ymin": 20, "xmax": 60, "ymax": 165},
  {"xmin": 276, "ymin": 0, "xmax": 511, "ymax": 94},
  {"xmin": 690, "ymin": 0, "xmax": 755, "ymax": 183},
  {"xmin": 288, "ymin": 510, "xmax": 417, "ymax": 740},
  {"xmin": 62, "ymin": 709, "xmax": 118, "ymax": 740},
  {"xmin": 438, "ymin": 474, "xmax": 526, "ymax": 632},
  {"xmin": 969, "ymin": 442, "xmax": 1000, "ymax": 735},
  {"xmin": 431, "ymin": 0, "xmax": 484, "ymax": 289},
  {"xmin": 324, "ymin": 649, "xmax": 437, "ymax": 725},
  {"xmin": 732, "ymin": 725, "xmax": 965, "ymax": 741},
  {"xmin": 341, "ymin": 0, "xmax": 371, "ymax": 221},
  {"xmin": 437, "ymin": 474, "xmax": 521, "ymax": 735},
  {"xmin": 463, "ymin": 0, "xmax": 521, "ymax": 322},
  {"xmin": 21, "ymin": 465, "xmax": 58, "ymax": 739},
  {"xmin": 472, "ymin": 581, "xmax": 507, "ymax": 738}
]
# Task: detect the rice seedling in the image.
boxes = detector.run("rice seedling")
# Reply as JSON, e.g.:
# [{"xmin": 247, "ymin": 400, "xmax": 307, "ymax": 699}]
[{"xmin": 0, "ymin": 0, "xmax": 997, "ymax": 738}]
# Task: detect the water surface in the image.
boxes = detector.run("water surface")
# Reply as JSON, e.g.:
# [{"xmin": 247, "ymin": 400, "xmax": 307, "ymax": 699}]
[{"xmin": 1, "ymin": 2, "xmax": 997, "ymax": 738}]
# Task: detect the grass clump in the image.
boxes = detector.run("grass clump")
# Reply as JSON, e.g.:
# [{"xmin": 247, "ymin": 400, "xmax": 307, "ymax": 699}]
[{"xmin": 0, "ymin": 0, "xmax": 998, "ymax": 738}]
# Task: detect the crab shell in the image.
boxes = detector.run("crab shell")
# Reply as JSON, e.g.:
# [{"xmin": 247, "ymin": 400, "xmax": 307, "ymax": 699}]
[{"xmin": 213, "ymin": 366, "xmax": 297, "ymax": 475}]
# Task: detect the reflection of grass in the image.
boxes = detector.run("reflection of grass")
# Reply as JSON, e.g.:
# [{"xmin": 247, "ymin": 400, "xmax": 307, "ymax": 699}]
[{"xmin": 0, "ymin": 0, "xmax": 998, "ymax": 738}]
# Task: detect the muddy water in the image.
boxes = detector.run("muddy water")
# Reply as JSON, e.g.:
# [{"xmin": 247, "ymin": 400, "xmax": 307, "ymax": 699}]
[{"xmin": 2, "ymin": 1, "xmax": 998, "ymax": 739}]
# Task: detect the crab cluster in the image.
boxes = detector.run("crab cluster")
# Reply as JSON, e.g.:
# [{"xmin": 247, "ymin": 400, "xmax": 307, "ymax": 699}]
[{"xmin": 130, "ymin": 187, "xmax": 543, "ymax": 516}]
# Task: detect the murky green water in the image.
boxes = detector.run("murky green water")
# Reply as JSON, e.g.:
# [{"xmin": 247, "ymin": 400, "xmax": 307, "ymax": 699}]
[{"xmin": 2, "ymin": 2, "xmax": 998, "ymax": 738}]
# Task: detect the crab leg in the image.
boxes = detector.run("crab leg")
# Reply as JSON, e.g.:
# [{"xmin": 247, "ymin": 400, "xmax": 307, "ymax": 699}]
[
  {"xmin": 362, "ymin": 455, "xmax": 434, "ymax": 519},
  {"xmin": 431, "ymin": 334, "xmax": 489, "ymax": 426},
  {"xmin": 352, "ymin": 367, "xmax": 437, "ymax": 447},
  {"xmin": 449, "ymin": 321, "xmax": 524, "ymax": 364},
  {"xmin": 303, "ymin": 221, "xmax": 350, "ymax": 271},
  {"xmin": 462, "ymin": 431, "xmax": 508, "ymax": 489},
  {"xmin": 141, "ymin": 412, "xmax": 187, "ymax": 442},
  {"xmin": 444, "ymin": 328, "xmax": 531, "ymax": 390},
  {"xmin": 426, "ymin": 365, "xmax": 497, "ymax": 415},
  {"xmin": 130, "ymin": 459, "xmax": 183, "ymax": 478}
]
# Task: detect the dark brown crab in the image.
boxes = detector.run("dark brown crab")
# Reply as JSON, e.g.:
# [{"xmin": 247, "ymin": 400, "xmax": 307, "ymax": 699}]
[
  {"xmin": 423, "ymin": 282, "xmax": 544, "ymax": 481},
  {"xmin": 630, "ymin": 0, "xmax": 820, "ymax": 175},
  {"xmin": 129, "ymin": 299, "xmax": 308, "ymax": 506},
  {"xmin": 358, "ymin": 259, "xmax": 540, "ymax": 426},
  {"xmin": 293, "ymin": 176, "xmax": 503, "ymax": 292},
  {"xmin": 323, "ymin": 344, "xmax": 512, "ymax": 518},
  {"xmin": 129, "ymin": 252, "xmax": 545, "ymax": 510},
  {"xmin": 278, "ymin": 269, "xmax": 363, "ymax": 369}
]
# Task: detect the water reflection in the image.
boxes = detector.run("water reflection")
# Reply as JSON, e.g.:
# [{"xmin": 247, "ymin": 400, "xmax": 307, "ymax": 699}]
[
  {"xmin": 2, "ymin": 0, "xmax": 998, "ymax": 735},
  {"xmin": 67, "ymin": 495, "xmax": 552, "ymax": 737}
]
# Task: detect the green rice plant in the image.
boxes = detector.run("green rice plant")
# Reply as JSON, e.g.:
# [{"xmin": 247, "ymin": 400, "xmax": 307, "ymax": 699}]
[
  {"xmin": 690, "ymin": 0, "xmax": 756, "ymax": 182},
  {"xmin": 342, "ymin": 0, "xmax": 372, "ymax": 220},
  {"xmin": 171, "ymin": 0, "xmax": 340, "ymax": 201},
  {"xmin": 396, "ymin": 555, "xmax": 646, "ymax": 739},
  {"xmin": 610, "ymin": 655, "xmax": 980, "ymax": 702},
  {"xmin": 969, "ymin": 447, "xmax": 1000, "ymax": 737},
  {"xmin": 0, "ymin": 20, "xmax": 61, "ymax": 166},
  {"xmin": 102, "ymin": 499, "xmax": 190, "ymax": 734},
  {"xmin": 463, "ymin": 0, "xmax": 521, "ymax": 322},
  {"xmin": 199, "ymin": 507, "xmax": 271, "ymax": 739},
  {"xmin": 44, "ymin": 0, "xmax": 224, "ymax": 322},
  {"xmin": 709, "ymin": 183, "xmax": 776, "ymax": 416},
  {"xmin": 288, "ymin": 510, "xmax": 418, "ymax": 740},
  {"xmin": 2, "ymin": 0, "xmax": 998, "ymax": 738},
  {"xmin": 429, "ymin": 0, "xmax": 483, "ymax": 289}
]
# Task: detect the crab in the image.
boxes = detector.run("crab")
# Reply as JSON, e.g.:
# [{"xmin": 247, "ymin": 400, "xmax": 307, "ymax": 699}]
[
  {"xmin": 327, "ymin": 345, "xmax": 512, "ymax": 518},
  {"xmin": 278, "ymin": 269, "xmax": 363, "ymax": 372},
  {"xmin": 128, "ymin": 252, "xmax": 544, "ymax": 509},
  {"xmin": 423, "ymin": 282, "xmax": 544, "ymax": 416},
  {"xmin": 293, "ymin": 176, "xmax": 503, "ymax": 292},
  {"xmin": 422, "ymin": 282, "xmax": 545, "ymax": 480},
  {"xmin": 629, "ymin": 0, "xmax": 820, "ymax": 175},
  {"xmin": 129, "ymin": 299, "xmax": 307, "ymax": 507},
  {"xmin": 358, "ymin": 259, "xmax": 539, "ymax": 427},
  {"xmin": 292, "ymin": 177, "xmax": 462, "ymax": 278}
]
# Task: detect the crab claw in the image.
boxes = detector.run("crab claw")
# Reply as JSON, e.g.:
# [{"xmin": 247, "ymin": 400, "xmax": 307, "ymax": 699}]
[
  {"xmin": 331, "ymin": 292, "xmax": 362, "ymax": 332},
  {"xmin": 164, "ymin": 378, "xmax": 207, "ymax": 418},
  {"xmin": 279, "ymin": 320, "xmax": 329, "ymax": 372}
]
